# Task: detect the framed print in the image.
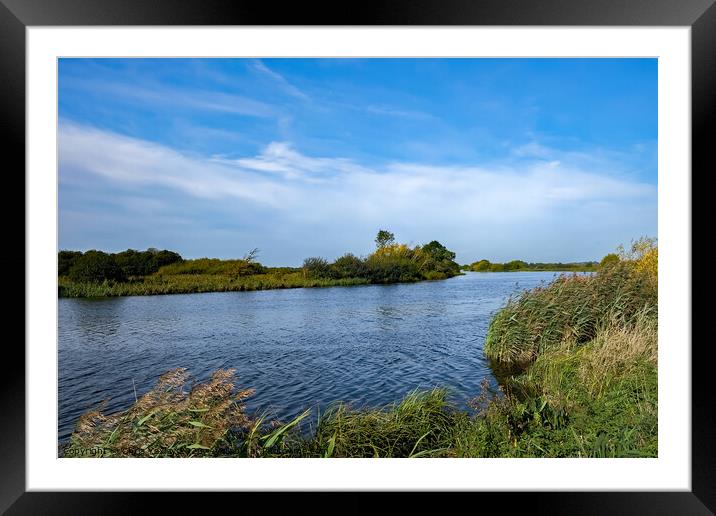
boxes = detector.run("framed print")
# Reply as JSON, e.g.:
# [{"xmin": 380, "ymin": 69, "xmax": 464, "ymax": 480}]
[{"xmin": 4, "ymin": 0, "xmax": 712, "ymax": 513}]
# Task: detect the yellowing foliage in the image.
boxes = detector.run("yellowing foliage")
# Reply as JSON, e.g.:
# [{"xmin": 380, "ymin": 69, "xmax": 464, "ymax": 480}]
[
  {"xmin": 372, "ymin": 243, "xmax": 415, "ymax": 259},
  {"xmin": 634, "ymin": 247, "xmax": 657, "ymax": 280},
  {"xmin": 618, "ymin": 236, "xmax": 657, "ymax": 286}
]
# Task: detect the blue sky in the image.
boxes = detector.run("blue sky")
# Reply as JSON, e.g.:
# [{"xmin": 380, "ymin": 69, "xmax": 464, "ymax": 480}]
[{"xmin": 58, "ymin": 58, "xmax": 657, "ymax": 265}]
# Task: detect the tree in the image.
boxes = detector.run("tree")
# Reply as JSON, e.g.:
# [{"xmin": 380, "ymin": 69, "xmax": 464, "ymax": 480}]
[
  {"xmin": 421, "ymin": 240, "xmax": 456, "ymax": 261},
  {"xmin": 375, "ymin": 229, "xmax": 395, "ymax": 249},
  {"xmin": 58, "ymin": 250, "xmax": 83, "ymax": 276},
  {"xmin": 68, "ymin": 250, "xmax": 126, "ymax": 283},
  {"xmin": 151, "ymin": 250, "xmax": 183, "ymax": 270},
  {"xmin": 504, "ymin": 260, "xmax": 527, "ymax": 271},
  {"xmin": 616, "ymin": 237, "xmax": 657, "ymax": 284},
  {"xmin": 302, "ymin": 257, "xmax": 331, "ymax": 278},
  {"xmin": 114, "ymin": 248, "xmax": 182, "ymax": 277},
  {"xmin": 419, "ymin": 240, "xmax": 460, "ymax": 275},
  {"xmin": 243, "ymin": 248, "xmax": 260, "ymax": 263},
  {"xmin": 331, "ymin": 253, "xmax": 368, "ymax": 279},
  {"xmin": 470, "ymin": 259, "xmax": 491, "ymax": 272},
  {"xmin": 599, "ymin": 253, "xmax": 620, "ymax": 269}
]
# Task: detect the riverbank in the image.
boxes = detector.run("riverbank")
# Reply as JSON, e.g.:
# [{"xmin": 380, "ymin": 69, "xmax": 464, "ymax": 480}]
[
  {"xmin": 463, "ymin": 260, "xmax": 598, "ymax": 273},
  {"xmin": 58, "ymin": 271, "xmax": 371, "ymax": 298},
  {"xmin": 58, "ymin": 232, "xmax": 463, "ymax": 298},
  {"xmin": 64, "ymin": 242, "xmax": 657, "ymax": 457}
]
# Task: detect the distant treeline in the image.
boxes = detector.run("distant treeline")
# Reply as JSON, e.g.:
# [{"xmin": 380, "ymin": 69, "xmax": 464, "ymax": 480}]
[
  {"xmin": 59, "ymin": 248, "xmax": 183, "ymax": 283},
  {"xmin": 57, "ymin": 230, "xmax": 461, "ymax": 297},
  {"xmin": 462, "ymin": 259, "xmax": 599, "ymax": 273}
]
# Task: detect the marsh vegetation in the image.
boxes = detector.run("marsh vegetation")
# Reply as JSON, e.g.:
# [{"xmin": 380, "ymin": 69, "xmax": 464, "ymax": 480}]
[{"xmin": 58, "ymin": 230, "xmax": 461, "ymax": 298}]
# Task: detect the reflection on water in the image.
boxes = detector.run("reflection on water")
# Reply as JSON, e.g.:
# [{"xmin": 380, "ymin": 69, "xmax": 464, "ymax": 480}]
[{"xmin": 58, "ymin": 271, "xmax": 578, "ymax": 444}]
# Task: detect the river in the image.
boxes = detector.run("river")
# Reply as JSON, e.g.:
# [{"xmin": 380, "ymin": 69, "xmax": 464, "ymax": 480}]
[{"xmin": 58, "ymin": 271, "xmax": 580, "ymax": 444}]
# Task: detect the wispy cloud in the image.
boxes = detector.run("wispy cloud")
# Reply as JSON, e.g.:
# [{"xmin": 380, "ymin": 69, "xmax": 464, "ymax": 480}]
[
  {"xmin": 510, "ymin": 139, "xmax": 658, "ymax": 181},
  {"xmin": 365, "ymin": 105, "xmax": 434, "ymax": 120},
  {"xmin": 61, "ymin": 76, "xmax": 278, "ymax": 118},
  {"xmin": 59, "ymin": 122, "xmax": 291, "ymax": 206},
  {"xmin": 251, "ymin": 60, "xmax": 310, "ymax": 101},
  {"xmin": 212, "ymin": 142, "xmax": 369, "ymax": 181}
]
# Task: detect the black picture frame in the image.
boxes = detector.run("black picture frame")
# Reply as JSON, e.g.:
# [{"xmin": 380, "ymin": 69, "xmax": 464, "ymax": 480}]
[{"xmin": 3, "ymin": 0, "xmax": 711, "ymax": 513}]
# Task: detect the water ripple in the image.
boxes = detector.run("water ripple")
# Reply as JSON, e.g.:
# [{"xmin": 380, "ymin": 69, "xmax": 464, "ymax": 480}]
[{"xmin": 58, "ymin": 271, "xmax": 567, "ymax": 443}]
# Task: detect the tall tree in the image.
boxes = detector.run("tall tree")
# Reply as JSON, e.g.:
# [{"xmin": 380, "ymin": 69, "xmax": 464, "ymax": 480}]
[{"xmin": 375, "ymin": 229, "xmax": 395, "ymax": 249}]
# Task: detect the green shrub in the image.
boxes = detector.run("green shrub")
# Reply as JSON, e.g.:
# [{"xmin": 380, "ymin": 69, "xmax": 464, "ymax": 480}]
[
  {"xmin": 599, "ymin": 253, "xmax": 620, "ymax": 269},
  {"xmin": 470, "ymin": 259, "xmax": 491, "ymax": 272},
  {"xmin": 302, "ymin": 257, "xmax": 332, "ymax": 279},
  {"xmin": 504, "ymin": 260, "xmax": 527, "ymax": 271},
  {"xmin": 330, "ymin": 253, "xmax": 369, "ymax": 279},
  {"xmin": 157, "ymin": 258, "xmax": 263, "ymax": 277}
]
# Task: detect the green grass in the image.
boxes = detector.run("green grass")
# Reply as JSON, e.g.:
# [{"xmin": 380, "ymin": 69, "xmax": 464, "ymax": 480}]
[
  {"xmin": 285, "ymin": 389, "xmax": 460, "ymax": 458},
  {"xmin": 58, "ymin": 272, "xmax": 370, "ymax": 298}
]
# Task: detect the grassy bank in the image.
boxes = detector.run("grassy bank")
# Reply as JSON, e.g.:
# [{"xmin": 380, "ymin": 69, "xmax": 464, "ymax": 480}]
[
  {"xmin": 58, "ymin": 271, "xmax": 370, "ymax": 298},
  {"xmin": 463, "ymin": 259, "xmax": 598, "ymax": 273},
  {"xmin": 58, "ymin": 230, "xmax": 462, "ymax": 298},
  {"xmin": 64, "ymin": 241, "xmax": 657, "ymax": 458}
]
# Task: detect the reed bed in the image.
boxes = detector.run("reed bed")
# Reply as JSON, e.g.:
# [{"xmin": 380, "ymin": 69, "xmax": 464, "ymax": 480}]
[
  {"xmin": 293, "ymin": 389, "xmax": 460, "ymax": 458},
  {"xmin": 58, "ymin": 272, "xmax": 369, "ymax": 298},
  {"xmin": 64, "ymin": 368, "xmax": 255, "ymax": 458},
  {"xmin": 484, "ymin": 262, "xmax": 657, "ymax": 366}
]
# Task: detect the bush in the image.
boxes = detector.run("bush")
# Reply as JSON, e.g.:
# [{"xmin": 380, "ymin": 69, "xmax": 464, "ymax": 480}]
[
  {"xmin": 302, "ymin": 257, "xmax": 332, "ymax": 279},
  {"xmin": 158, "ymin": 258, "xmax": 263, "ymax": 277},
  {"xmin": 67, "ymin": 250, "xmax": 126, "ymax": 283},
  {"xmin": 330, "ymin": 253, "xmax": 368, "ymax": 279},
  {"xmin": 599, "ymin": 253, "xmax": 619, "ymax": 269},
  {"xmin": 470, "ymin": 259, "xmax": 491, "ymax": 272},
  {"xmin": 618, "ymin": 237, "xmax": 657, "ymax": 287},
  {"xmin": 365, "ymin": 244, "xmax": 422, "ymax": 283},
  {"xmin": 504, "ymin": 260, "xmax": 527, "ymax": 271}
]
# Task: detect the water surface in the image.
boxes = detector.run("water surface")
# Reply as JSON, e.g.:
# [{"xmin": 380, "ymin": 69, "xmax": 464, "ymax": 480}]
[{"xmin": 58, "ymin": 271, "xmax": 575, "ymax": 443}]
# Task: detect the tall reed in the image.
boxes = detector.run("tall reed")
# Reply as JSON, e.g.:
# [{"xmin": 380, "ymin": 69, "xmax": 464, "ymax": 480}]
[{"xmin": 484, "ymin": 262, "xmax": 656, "ymax": 367}]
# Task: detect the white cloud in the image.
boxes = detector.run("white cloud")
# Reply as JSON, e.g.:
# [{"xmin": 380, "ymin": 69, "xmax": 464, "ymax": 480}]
[
  {"xmin": 213, "ymin": 142, "xmax": 369, "ymax": 181},
  {"xmin": 59, "ymin": 122, "xmax": 656, "ymax": 262},
  {"xmin": 59, "ymin": 122, "xmax": 292, "ymax": 206},
  {"xmin": 251, "ymin": 60, "xmax": 310, "ymax": 101}
]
